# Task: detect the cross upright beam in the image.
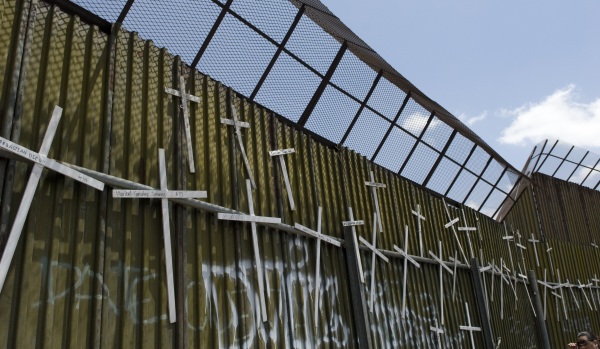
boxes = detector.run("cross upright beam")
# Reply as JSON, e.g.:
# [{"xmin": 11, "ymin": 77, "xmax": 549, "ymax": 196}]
[
  {"xmin": 343, "ymin": 207, "xmax": 365, "ymax": 283},
  {"xmin": 0, "ymin": 106, "xmax": 105, "ymax": 293},
  {"xmin": 217, "ymin": 179, "xmax": 281, "ymax": 322},
  {"xmin": 359, "ymin": 212, "xmax": 389, "ymax": 311},
  {"xmin": 165, "ymin": 76, "xmax": 200, "ymax": 173},
  {"xmin": 221, "ymin": 102, "xmax": 256, "ymax": 189},
  {"xmin": 412, "ymin": 204, "xmax": 426, "ymax": 257},
  {"xmin": 428, "ymin": 240, "xmax": 453, "ymax": 325},
  {"xmin": 270, "ymin": 148, "xmax": 295, "ymax": 210},
  {"xmin": 393, "ymin": 225, "xmax": 420, "ymax": 319},
  {"xmin": 113, "ymin": 148, "xmax": 207, "ymax": 323},
  {"xmin": 365, "ymin": 170, "xmax": 385, "ymax": 233},
  {"xmin": 528, "ymin": 233, "xmax": 540, "ymax": 266},
  {"xmin": 459, "ymin": 302, "xmax": 482, "ymax": 349},
  {"xmin": 294, "ymin": 206, "xmax": 341, "ymax": 323}
]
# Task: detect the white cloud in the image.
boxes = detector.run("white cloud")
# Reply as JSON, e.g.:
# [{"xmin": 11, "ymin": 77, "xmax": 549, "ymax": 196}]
[
  {"xmin": 401, "ymin": 112, "xmax": 439, "ymax": 134},
  {"xmin": 498, "ymin": 85, "xmax": 600, "ymax": 148},
  {"xmin": 458, "ymin": 111, "xmax": 487, "ymax": 126}
]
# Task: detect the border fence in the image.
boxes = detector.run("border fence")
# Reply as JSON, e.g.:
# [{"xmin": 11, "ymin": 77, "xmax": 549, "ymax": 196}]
[{"xmin": 2, "ymin": 0, "xmax": 600, "ymax": 348}]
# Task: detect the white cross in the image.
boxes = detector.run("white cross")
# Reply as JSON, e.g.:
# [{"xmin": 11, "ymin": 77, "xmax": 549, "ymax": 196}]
[
  {"xmin": 428, "ymin": 240, "xmax": 453, "ymax": 325},
  {"xmin": 459, "ymin": 302, "xmax": 482, "ymax": 349},
  {"xmin": 565, "ymin": 279, "xmax": 580, "ymax": 310},
  {"xmin": 450, "ymin": 252, "xmax": 459, "ymax": 301},
  {"xmin": 393, "ymin": 225, "xmax": 420, "ymax": 319},
  {"xmin": 442, "ymin": 200, "xmax": 469, "ymax": 264},
  {"xmin": 221, "ymin": 103, "xmax": 256, "ymax": 189},
  {"xmin": 537, "ymin": 269, "xmax": 549, "ymax": 320},
  {"xmin": 164, "ymin": 76, "xmax": 200, "ymax": 173},
  {"xmin": 365, "ymin": 171, "xmax": 385, "ymax": 233},
  {"xmin": 294, "ymin": 206, "xmax": 341, "ymax": 323},
  {"xmin": 515, "ymin": 231, "xmax": 527, "ymax": 269},
  {"xmin": 458, "ymin": 209, "xmax": 476, "ymax": 259},
  {"xmin": 217, "ymin": 179, "xmax": 281, "ymax": 322},
  {"xmin": 577, "ymin": 279, "xmax": 594, "ymax": 310},
  {"xmin": 412, "ymin": 204, "xmax": 426, "ymax": 257},
  {"xmin": 592, "ymin": 275, "xmax": 600, "ymax": 307},
  {"xmin": 113, "ymin": 148, "xmax": 207, "ymax": 323},
  {"xmin": 430, "ymin": 318, "xmax": 444, "ymax": 349},
  {"xmin": 343, "ymin": 207, "xmax": 365, "ymax": 283},
  {"xmin": 556, "ymin": 269, "xmax": 568, "ymax": 319},
  {"xmin": 502, "ymin": 223, "xmax": 515, "ymax": 273},
  {"xmin": 0, "ymin": 106, "xmax": 105, "ymax": 293},
  {"xmin": 517, "ymin": 266, "xmax": 536, "ymax": 316},
  {"xmin": 528, "ymin": 233, "xmax": 540, "ymax": 266},
  {"xmin": 546, "ymin": 246, "xmax": 554, "ymax": 277},
  {"xmin": 269, "ymin": 148, "xmax": 295, "ymax": 210},
  {"xmin": 490, "ymin": 259, "xmax": 495, "ymax": 302},
  {"xmin": 479, "ymin": 249, "xmax": 490, "ymax": 315},
  {"xmin": 359, "ymin": 212, "xmax": 389, "ymax": 311}
]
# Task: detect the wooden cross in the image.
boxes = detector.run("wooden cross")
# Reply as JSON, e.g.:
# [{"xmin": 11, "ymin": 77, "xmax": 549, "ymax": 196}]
[
  {"xmin": 528, "ymin": 233, "xmax": 540, "ymax": 266},
  {"xmin": 113, "ymin": 148, "xmax": 207, "ymax": 323},
  {"xmin": 428, "ymin": 240, "xmax": 453, "ymax": 325},
  {"xmin": 459, "ymin": 302, "xmax": 482, "ymax": 349},
  {"xmin": 393, "ymin": 225, "xmax": 420, "ymax": 319},
  {"xmin": 365, "ymin": 171, "xmax": 385, "ymax": 233},
  {"xmin": 450, "ymin": 252, "xmax": 459, "ymax": 301},
  {"xmin": 430, "ymin": 317, "xmax": 444, "ymax": 349},
  {"xmin": 359, "ymin": 212, "xmax": 389, "ymax": 311},
  {"xmin": 592, "ymin": 275, "xmax": 600, "ymax": 307},
  {"xmin": 343, "ymin": 207, "xmax": 365, "ymax": 283},
  {"xmin": 217, "ymin": 179, "xmax": 281, "ymax": 322},
  {"xmin": 458, "ymin": 209, "xmax": 476, "ymax": 259},
  {"xmin": 489, "ymin": 259, "xmax": 495, "ymax": 303},
  {"xmin": 515, "ymin": 231, "xmax": 527, "ymax": 269},
  {"xmin": 565, "ymin": 279, "xmax": 580, "ymax": 310},
  {"xmin": 577, "ymin": 279, "xmax": 594, "ymax": 310},
  {"xmin": 221, "ymin": 103, "xmax": 256, "ymax": 189},
  {"xmin": 479, "ymin": 249, "xmax": 491, "ymax": 315},
  {"xmin": 164, "ymin": 76, "xmax": 200, "ymax": 173},
  {"xmin": 293, "ymin": 206, "xmax": 341, "ymax": 323},
  {"xmin": 502, "ymin": 223, "xmax": 515, "ymax": 273},
  {"xmin": 556, "ymin": 269, "xmax": 568, "ymax": 319},
  {"xmin": 517, "ymin": 268, "xmax": 536, "ymax": 316},
  {"xmin": 412, "ymin": 204, "xmax": 426, "ymax": 256},
  {"xmin": 546, "ymin": 246, "xmax": 554, "ymax": 277},
  {"xmin": 269, "ymin": 148, "xmax": 295, "ymax": 210},
  {"xmin": 442, "ymin": 198, "xmax": 468, "ymax": 264},
  {"xmin": 0, "ymin": 106, "xmax": 105, "ymax": 293}
]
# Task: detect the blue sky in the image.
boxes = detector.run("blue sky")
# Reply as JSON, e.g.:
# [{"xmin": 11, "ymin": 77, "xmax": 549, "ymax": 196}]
[{"xmin": 321, "ymin": 0, "xmax": 600, "ymax": 169}]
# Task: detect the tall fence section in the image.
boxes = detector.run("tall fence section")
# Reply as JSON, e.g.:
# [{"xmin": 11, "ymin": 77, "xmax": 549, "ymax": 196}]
[{"xmin": 1, "ymin": 0, "xmax": 600, "ymax": 348}]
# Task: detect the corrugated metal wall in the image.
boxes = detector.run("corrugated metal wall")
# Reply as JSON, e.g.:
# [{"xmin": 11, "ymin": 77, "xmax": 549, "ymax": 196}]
[{"xmin": 1, "ymin": 0, "xmax": 600, "ymax": 348}]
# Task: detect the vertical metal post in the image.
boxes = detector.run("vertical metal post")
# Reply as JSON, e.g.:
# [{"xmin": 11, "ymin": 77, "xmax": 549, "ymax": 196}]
[
  {"xmin": 470, "ymin": 258, "xmax": 495, "ymax": 349},
  {"xmin": 343, "ymin": 226, "xmax": 373, "ymax": 349},
  {"xmin": 527, "ymin": 270, "xmax": 552, "ymax": 349}
]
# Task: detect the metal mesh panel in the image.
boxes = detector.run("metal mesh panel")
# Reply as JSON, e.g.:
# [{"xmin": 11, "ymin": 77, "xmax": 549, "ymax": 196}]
[
  {"xmin": 446, "ymin": 133, "xmax": 474, "ymax": 164},
  {"xmin": 425, "ymin": 157, "xmax": 461, "ymax": 194},
  {"xmin": 284, "ymin": 14, "xmax": 340, "ymax": 75},
  {"xmin": 374, "ymin": 127, "xmax": 416, "ymax": 172},
  {"xmin": 396, "ymin": 98, "xmax": 430, "ymax": 137},
  {"xmin": 554, "ymin": 161, "xmax": 577, "ymax": 179},
  {"xmin": 464, "ymin": 181, "xmax": 493, "ymax": 210},
  {"xmin": 481, "ymin": 189, "xmax": 506, "ymax": 217},
  {"xmin": 497, "ymin": 170, "xmax": 519, "ymax": 194},
  {"xmin": 565, "ymin": 146, "xmax": 588, "ymax": 163},
  {"xmin": 230, "ymin": 0, "xmax": 298, "ymax": 44},
  {"xmin": 254, "ymin": 52, "xmax": 321, "ymax": 122},
  {"xmin": 447, "ymin": 170, "xmax": 477, "ymax": 203},
  {"xmin": 367, "ymin": 77, "xmax": 407, "ymax": 120},
  {"xmin": 465, "ymin": 146, "xmax": 490, "ymax": 176},
  {"xmin": 421, "ymin": 116, "xmax": 453, "ymax": 152},
  {"xmin": 69, "ymin": 0, "xmax": 124, "ymax": 22},
  {"xmin": 124, "ymin": 0, "xmax": 222, "ymax": 64},
  {"xmin": 330, "ymin": 50, "xmax": 377, "ymax": 101},
  {"xmin": 304, "ymin": 85, "xmax": 360, "ymax": 143},
  {"xmin": 198, "ymin": 14, "xmax": 278, "ymax": 96},
  {"xmin": 400, "ymin": 143, "xmax": 439, "ymax": 185},
  {"xmin": 581, "ymin": 152, "xmax": 600, "ymax": 169},
  {"xmin": 481, "ymin": 159, "xmax": 504, "ymax": 184},
  {"xmin": 58, "ymin": 0, "xmax": 526, "ymax": 218},
  {"xmin": 343, "ymin": 109, "xmax": 390, "ymax": 159},
  {"xmin": 550, "ymin": 142, "xmax": 573, "ymax": 158},
  {"xmin": 538, "ymin": 155, "xmax": 562, "ymax": 175}
]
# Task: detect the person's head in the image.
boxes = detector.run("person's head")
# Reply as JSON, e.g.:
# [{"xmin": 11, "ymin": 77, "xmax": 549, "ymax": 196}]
[{"xmin": 576, "ymin": 332, "xmax": 598, "ymax": 348}]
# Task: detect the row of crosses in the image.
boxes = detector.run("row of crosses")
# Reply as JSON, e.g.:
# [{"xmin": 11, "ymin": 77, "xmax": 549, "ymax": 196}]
[{"xmin": 0, "ymin": 98, "xmax": 597, "ymax": 347}]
